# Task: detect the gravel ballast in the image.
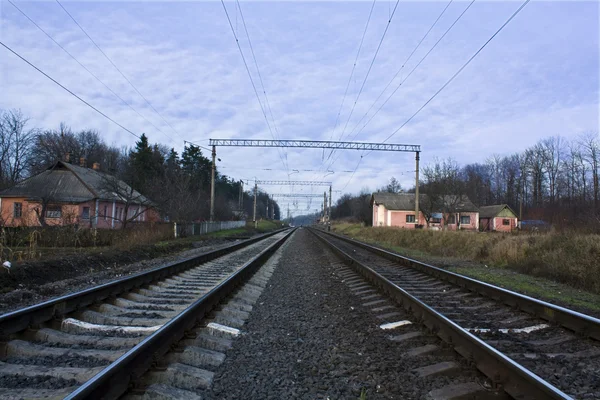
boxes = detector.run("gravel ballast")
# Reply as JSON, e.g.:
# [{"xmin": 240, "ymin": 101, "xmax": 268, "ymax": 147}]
[{"xmin": 204, "ymin": 229, "xmax": 488, "ymax": 399}]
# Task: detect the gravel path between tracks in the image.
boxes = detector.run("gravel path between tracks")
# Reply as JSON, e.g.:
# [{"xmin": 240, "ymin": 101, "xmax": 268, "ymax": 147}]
[
  {"xmin": 0, "ymin": 238, "xmax": 244, "ymax": 314},
  {"xmin": 204, "ymin": 228, "xmax": 483, "ymax": 400}
]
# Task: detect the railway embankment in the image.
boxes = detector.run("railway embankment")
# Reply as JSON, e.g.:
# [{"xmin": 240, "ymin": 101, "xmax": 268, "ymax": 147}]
[{"xmin": 333, "ymin": 223, "xmax": 600, "ymax": 316}]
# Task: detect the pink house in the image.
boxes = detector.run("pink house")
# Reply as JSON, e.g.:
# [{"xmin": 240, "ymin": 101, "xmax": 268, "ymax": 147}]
[
  {"xmin": 371, "ymin": 193, "xmax": 479, "ymax": 231},
  {"xmin": 0, "ymin": 161, "xmax": 160, "ymax": 229},
  {"xmin": 478, "ymin": 204, "xmax": 518, "ymax": 232}
]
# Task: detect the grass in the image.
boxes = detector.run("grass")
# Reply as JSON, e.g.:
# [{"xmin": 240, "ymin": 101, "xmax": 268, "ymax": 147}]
[{"xmin": 332, "ymin": 222, "xmax": 600, "ymax": 313}]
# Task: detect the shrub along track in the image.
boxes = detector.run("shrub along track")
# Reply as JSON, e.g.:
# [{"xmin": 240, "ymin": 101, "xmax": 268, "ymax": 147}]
[
  {"xmin": 311, "ymin": 228, "xmax": 600, "ymax": 399},
  {"xmin": 0, "ymin": 229, "xmax": 292, "ymax": 399}
]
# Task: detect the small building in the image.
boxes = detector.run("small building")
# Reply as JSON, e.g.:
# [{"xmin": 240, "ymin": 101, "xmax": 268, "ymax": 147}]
[
  {"xmin": 478, "ymin": 204, "xmax": 518, "ymax": 232},
  {"xmin": 0, "ymin": 160, "xmax": 160, "ymax": 229},
  {"xmin": 371, "ymin": 193, "xmax": 479, "ymax": 231}
]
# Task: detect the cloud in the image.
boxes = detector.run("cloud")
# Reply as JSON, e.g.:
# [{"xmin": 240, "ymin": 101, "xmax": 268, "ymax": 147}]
[{"xmin": 0, "ymin": 0, "xmax": 597, "ymax": 204}]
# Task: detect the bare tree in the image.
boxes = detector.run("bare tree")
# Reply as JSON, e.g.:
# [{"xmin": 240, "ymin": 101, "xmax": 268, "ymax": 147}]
[
  {"xmin": 0, "ymin": 109, "xmax": 36, "ymax": 188},
  {"xmin": 100, "ymin": 175, "xmax": 156, "ymax": 230},
  {"xmin": 581, "ymin": 132, "xmax": 599, "ymax": 210},
  {"xmin": 422, "ymin": 158, "xmax": 465, "ymax": 229}
]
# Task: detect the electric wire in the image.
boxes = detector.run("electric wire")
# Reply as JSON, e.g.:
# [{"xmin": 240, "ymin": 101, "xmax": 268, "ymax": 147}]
[
  {"xmin": 322, "ymin": 0, "xmax": 400, "ymax": 175},
  {"xmin": 1, "ymin": 41, "xmax": 140, "ymax": 139},
  {"xmin": 325, "ymin": 0, "xmax": 471, "ymax": 173},
  {"xmin": 329, "ymin": 0, "xmax": 377, "ymax": 144},
  {"xmin": 55, "ymin": 0, "xmax": 184, "ymax": 141},
  {"xmin": 8, "ymin": 0, "xmax": 170, "ymax": 142},
  {"xmin": 236, "ymin": 0, "xmax": 292, "ymax": 187},
  {"xmin": 342, "ymin": 0, "xmax": 531, "ymax": 190},
  {"xmin": 377, "ymin": 0, "xmax": 531, "ymax": 149},
  {"xmin": 220, "ymin": 0, "xmax": 289, "ymax": 175},
  {"xmin": 337, "ymin": 0, "xmax": 400, "ymax": 142},
  {"xmin": 346, "ymin": 0, "xmax": 458, "ymax": 142}
]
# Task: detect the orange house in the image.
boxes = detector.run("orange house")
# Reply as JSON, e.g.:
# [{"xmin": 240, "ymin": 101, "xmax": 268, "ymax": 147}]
[
  {"xmin": 0, "ymin": 161, "xmax": 160, "ymax": 229},
  {"xmin": 371, "ymin": 192, "xmax": 479, "ymax": 231}
]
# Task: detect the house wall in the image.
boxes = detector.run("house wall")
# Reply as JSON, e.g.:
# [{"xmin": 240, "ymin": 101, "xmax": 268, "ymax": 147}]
[
  {"xmin": 373, "ymin": 204, "xmax": 387, "ymax": 227},
  {"xmin": 0, "ymin": 197, "xmax": 158, "ymax": 228},
  {"xmin": 389, "ymin": 211, "xmax": 426, "ymax": 228},
  {"xmin": 492, "ymin": 217, "xmax": 517, "ymax": 232},
  {"xmin": 426, "ymin": 212, "xmax": 479, "ymax": 231}
]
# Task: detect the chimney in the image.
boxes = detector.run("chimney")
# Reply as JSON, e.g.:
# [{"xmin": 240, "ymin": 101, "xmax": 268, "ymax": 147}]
[
  {"xmin": 92, "ymin": 162, "xmax": 100, "ymax": 171},
  {"xmin": 79, "ymin": 157, "xmax": 86, "ymax": 167},
  {"xmin": 64, "ymin": 152, "xmax": 71, "ymax": 163}
]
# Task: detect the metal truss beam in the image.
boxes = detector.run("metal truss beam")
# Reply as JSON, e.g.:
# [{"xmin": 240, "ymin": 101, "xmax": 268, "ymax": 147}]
[
  {"xmin": 270, "ymin": 193, "xmax": 323, "ymax": 198},
  {"xmin": 210, "ymin": 139, "xmax": 420, "ymax": 152},
  {"xmin": 256, "ymin": 180, "xmax": 332, "ymax": 186}
]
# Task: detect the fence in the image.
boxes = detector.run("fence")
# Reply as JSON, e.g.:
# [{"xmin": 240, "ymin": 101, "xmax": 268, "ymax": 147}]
[{"xmin": 173, "ymin": 221, "xmax": 246, "ymax": 238}]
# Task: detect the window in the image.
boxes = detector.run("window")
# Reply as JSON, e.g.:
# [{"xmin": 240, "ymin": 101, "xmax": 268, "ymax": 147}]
[
  {"xmin": 13, "ymin": 202, "xmax": 22, "ymax": 218},
  {"xmin": 431, "ymin": 217, "xmax": 441, "ymax": 224},
  {"xmin": 448, "ymin": 215, "xmax": 456, "ymax": 224},
  {"xmin": 46, "ymin": 205, "xmax": 62, "ymax": 219},
  {"xmin": 104, "ymin": 206, "xmax": 108, "ymax": 221},
  {"xmin": 503, "ymin": 219, "xmax": 510, "ymax": 226},
  {"xmin": 82, "ymin": 207, "xmax": 90, "ymax": 220},
  {"xmin": 406, "ymin": 214, "xmax": 415, "ymax": 223},
  {"xmin": 460, "ymin": 215, "xmax": 471, "ymax": 225}
]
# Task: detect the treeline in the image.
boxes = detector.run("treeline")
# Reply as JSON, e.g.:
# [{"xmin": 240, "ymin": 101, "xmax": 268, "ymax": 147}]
[
  {"xmin": 332, "ymin": 134, "xmax": 600, "ymax": 231},
  {"xmin": 0, "ymin": 109, "xmax": 279, "ymax": 222}
]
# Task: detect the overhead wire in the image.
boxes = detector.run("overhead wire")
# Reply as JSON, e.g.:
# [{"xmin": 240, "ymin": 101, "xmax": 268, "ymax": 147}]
[
  {"xmin": 55, "ymin": 0, "xmax": 185, "ymax": 142},
  {"xmin": 328, "ymin": 0, "xmax": 377, "ymax": 144},
  {"xmin": 342, "ymin": 0, "xmax": 531, "ymax": 190},
  {"xmin": 325, "ymin": 0, "xmax": 470, "ymax": 173},
  {"xmin": 220, "ymin": 0, "xmax": 290, "ymax": 177},
  {"xmin": 320, "ymin": 0, "xmax": 400, "ymax": 179},
  {"xmin": 1, "ymin": 41, "xmax": 140, "ymax": 139},
  {"xmin": 7, "ymin": 0, "xmax": 170, "ymax": 142},
  {"xmin": 377, "ymin": 0, "xmax": 531, "ymax": 148}
]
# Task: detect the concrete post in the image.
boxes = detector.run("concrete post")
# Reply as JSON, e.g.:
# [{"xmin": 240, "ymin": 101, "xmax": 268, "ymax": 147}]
[
  {"xmin": 210, "ymin": 145, "xmax": 216, "ymax": 222},
  {"xmin": 253, "ymin": 182, "xmax": 258, "ymax": 229},
  {"xmin": 415, "ymin": 151, "xmax": 420, "ymax": 227}
]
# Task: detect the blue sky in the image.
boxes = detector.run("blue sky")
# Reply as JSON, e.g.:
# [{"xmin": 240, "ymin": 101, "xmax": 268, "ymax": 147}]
[{"xmin": 1, "ymin": 1, "xmax": 598, "ymax": 213}]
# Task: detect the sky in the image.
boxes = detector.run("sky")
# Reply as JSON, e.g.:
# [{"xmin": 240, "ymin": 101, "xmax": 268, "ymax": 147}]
[{"xmin": 1, "ymin": 0, "xmax": 598, "ymax": 216}]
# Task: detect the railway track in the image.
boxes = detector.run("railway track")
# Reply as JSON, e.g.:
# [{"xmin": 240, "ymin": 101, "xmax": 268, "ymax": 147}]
[
  {"xmin": 0, "ymin": 228, "xmax": 293, "ymax": 399},
  {"xmin": 310, "ymin": 228, "xmax": 600, "ymax": 400}
]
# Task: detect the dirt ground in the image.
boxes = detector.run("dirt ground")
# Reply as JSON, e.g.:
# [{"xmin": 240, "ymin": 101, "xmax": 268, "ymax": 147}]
[{"xmin": 0, "ymin": 232, "xmax": 258, "ymax": 314}]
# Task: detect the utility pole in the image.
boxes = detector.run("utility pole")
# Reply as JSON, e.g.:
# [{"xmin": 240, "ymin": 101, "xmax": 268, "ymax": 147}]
[
  {"xmin": 253, "ymin": 182, "xmax": 258, "ymax": 229},
  {"xmin": 210, "ymin": 145, "xmax": 216, "ymax": 222},
  {"xmin": 238, "ymin": 180, "xmax": 244, "ymax": 210},
  {"xmin": 415, "ymin": 151, "xmax": 420, "ymax": 227},
  {"xmin": 328, "ymin": 185, "xmax": 332, "ymax": 231},
  {"xmin": 266, "ymin": 198, "xmax": 269, "ymax": 220}
]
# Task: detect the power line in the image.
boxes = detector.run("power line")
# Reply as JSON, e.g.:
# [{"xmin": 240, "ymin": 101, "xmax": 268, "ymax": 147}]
[
  {"xmin": 325, "ymin": 0, "xmax": 470, "ymax": 173},
  {"xmin": 220, "ymin": 0, "xmax": 289, "ymax": 175},
  {"xmin": 378, "ymin": 0, "xmax": 531, "ymax": 148},
  {"xmin": 8, "ymin": 0, "xmax": 170, "ymax": 142},
  {"xmin": 346, "ymin": 0, "xmax": 458, "ymax": 142},
  {"xmin": 329, "ymin": 0, "xmax": 377, "ymax": 143},
  {"xmin": 235, "ymin": 0, "xmax": 291, "ymax": 181},
  {"xmin": 1, "ymin": 41, "xmax": 139, "ymax": 138},
  {"xmin": 337, "ymin": 0, "xmax": 400, "ymax": 142},
  {"xmin": 344, "ymin": 0, "xmax": 531, "ymax": 190},
  {"xmin": 324, "ymin": 0, "xmax": 400, "ymax": 173},
  {"xmin": 55, "ymin": 0, "xmax": 183, "ymax": 142}
]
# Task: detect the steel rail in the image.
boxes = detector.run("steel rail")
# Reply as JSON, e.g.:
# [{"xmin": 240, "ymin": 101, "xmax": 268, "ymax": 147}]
[
  {"xmin": 0, "ymin": 228, "xmax": 287, "ymax": 337},
  {"xmin": 315, "ymin": 229, "xmax": 600, "ymax": 341},
  {"xmin": 66, "ymin": 228, "xmax": 295, "ymax": 399},
  {"xmin": 309, "ymin": 228, "xmax": 572, "ymax": 400}
]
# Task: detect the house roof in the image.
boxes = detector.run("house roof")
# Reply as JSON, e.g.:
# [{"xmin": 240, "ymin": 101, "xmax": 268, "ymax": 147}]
[
  {"xmin": 478, "ymin": 204, "xmax": 516, "ymax": 218},
  {"xmin": 0, "ymin": 161, "xmax": 152, "ymax": 204},
  {"xmin": 371, "ymin": 193, "xmax": 424, "ymax": 210},
  {"xmin": 371, "ymin": 192, "xmax": 478, "ymax": 212}
]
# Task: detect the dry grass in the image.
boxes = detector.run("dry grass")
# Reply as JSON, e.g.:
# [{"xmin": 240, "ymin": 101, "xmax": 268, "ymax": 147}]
[{"xmin": 333, "ymin": 223, "xmax": 600, "ymax": 293}]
